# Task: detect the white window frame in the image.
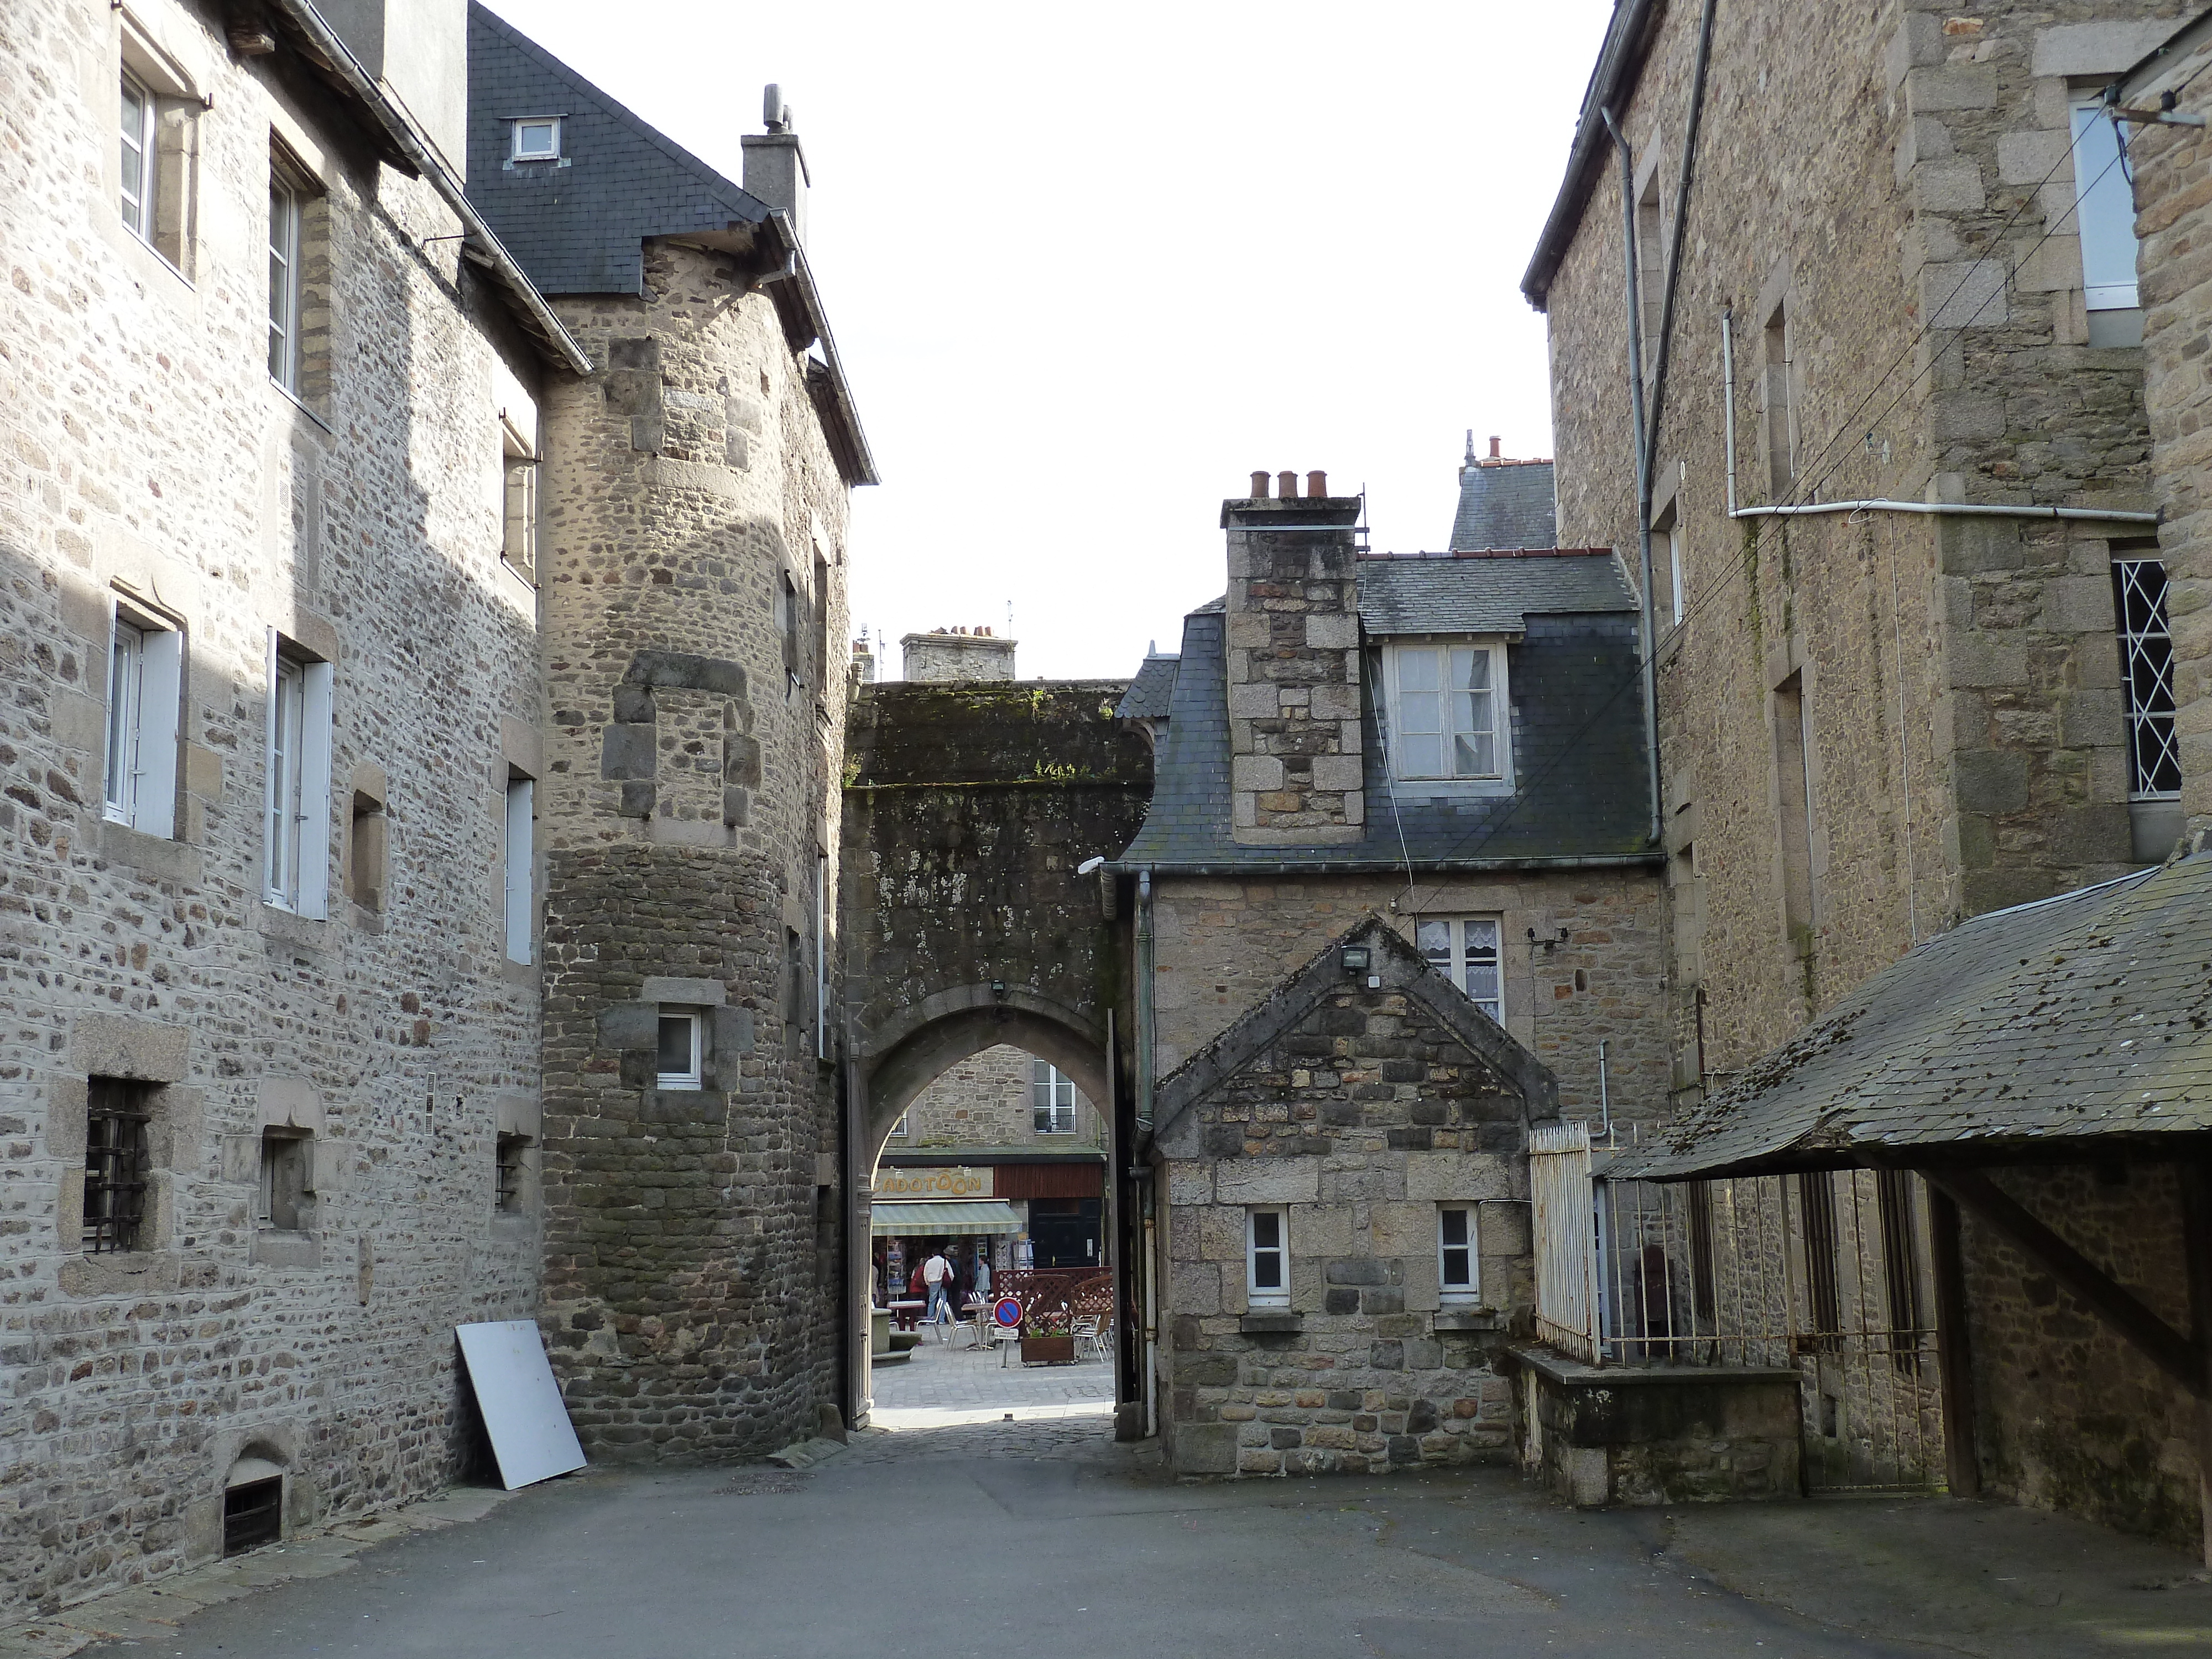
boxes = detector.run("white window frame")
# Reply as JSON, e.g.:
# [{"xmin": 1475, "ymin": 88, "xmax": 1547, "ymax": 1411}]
[
  {"xmin": 1438, "ymin": 1204, "xmax": 1480, "ymax": 1305},
  {"xmin": 504, "ymin": 774, "xmax": 535, "ymax": 964},
  {"xmin": 263, "ymin": 634, "xmax": 332, "ymax": 917},
  {"xmin": 2114, "ymin": 556, "xmax": 2181, "ymax": 800},
  {"xmin": 1667, "ymin": 521, "xmax": 1686, "ymax": 626},
  {"xmin": 501, "ymin": 416, "xmax": 538, "ymax": 583},
  {"xmin": 268, "ymin": 173, "xmax": 301, "ymax": 392},
  {"xmin": 888, "ymin": 1113, "xmax": 909, "ymax": 1138},
  {"xmin": 119, "ymin": 69, "xmax": 158, "ymax": 244},
  {"xmin": 1416, "ymin": 916, "xmax": 1503, "ymax": 1024},
  {"xmin": 2070, "ymin": 91, "xmax": 2140, "ymax": 314},
  {"xmin": 511, "ymin": 117, "xmax": 561, "ymax": 162},
  {"xmin": 656, "ymin": 1007, "xmax": 703, "ymax": 1092},
  {"xmin": 1245, "ymin": 1206, "xmax": 1290, "ymax": 1308},
  {"xmin": 1380, "ymin": 637, "xmax": 1512, "ymax": 791},
  {"xmin": 103, "ymin": 602, "xmax": 181, "ymax": 838},
  {"xmin": 1031, "ymin": 1061, "xmax": 1076, "ymax": 1135}
]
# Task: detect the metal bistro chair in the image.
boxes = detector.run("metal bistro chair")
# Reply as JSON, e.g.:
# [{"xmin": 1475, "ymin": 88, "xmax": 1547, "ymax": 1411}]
[{"xmin": 1071, "ymin": 1316, "xmax": 1105, "ymax": 1364}]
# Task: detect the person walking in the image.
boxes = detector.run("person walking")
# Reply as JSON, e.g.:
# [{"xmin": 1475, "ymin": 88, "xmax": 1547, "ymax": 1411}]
[
  {"xmin": 972, "ymin": 1251, "xmax": 992, "ymax": 1300},
  {"xmin": 922, "ymin": 1246, "xmax": 953, "ymax": 1336}
]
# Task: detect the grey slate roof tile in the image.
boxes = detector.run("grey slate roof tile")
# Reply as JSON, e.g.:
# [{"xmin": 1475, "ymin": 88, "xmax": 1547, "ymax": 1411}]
[
  {"xmin": 467, "ymin": 3, "xmax": 768, "ymax": 295},
  {"xmin": 1360, "ymin": 552, "xmax": 1635, "ymax": 635},
  {"xmin": 1116, "ymin": 654, "xmax": 1179, "ymax": 722},
  {"xmin": 1115, "ymin": 554, "xmax": 1653, "ymax": 872},
  {"xmin": 1449, "ymin": 460, "xmax": 1558, "ymax": 551},
  {"xmin": 1610, "ymin": 853, "xmax": 2212, "ymax": 1179}
]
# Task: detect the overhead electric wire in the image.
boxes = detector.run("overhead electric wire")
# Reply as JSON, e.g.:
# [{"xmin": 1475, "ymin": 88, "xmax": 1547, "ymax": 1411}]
[{"xmin": 1392, "ymin": 124, "xmax": 2134, "ymax": 910}]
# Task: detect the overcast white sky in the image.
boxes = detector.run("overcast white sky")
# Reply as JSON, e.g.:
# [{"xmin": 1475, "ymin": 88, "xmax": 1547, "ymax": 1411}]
[{"xmin": 487, "ymin": 1, "xmax": 1616, "ymax": 679}]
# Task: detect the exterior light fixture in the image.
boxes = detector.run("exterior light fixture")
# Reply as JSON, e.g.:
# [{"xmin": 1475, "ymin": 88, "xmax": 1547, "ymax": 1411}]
[{"xmin": 1340, "ymin": 947, "xmax": 1370, "ymax": 974}]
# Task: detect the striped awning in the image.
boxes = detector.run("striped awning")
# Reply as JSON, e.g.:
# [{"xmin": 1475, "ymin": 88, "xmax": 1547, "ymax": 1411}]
[{"xmin": 870, "ymin": 1200, "xmax": 1024, "ymax": 1237}]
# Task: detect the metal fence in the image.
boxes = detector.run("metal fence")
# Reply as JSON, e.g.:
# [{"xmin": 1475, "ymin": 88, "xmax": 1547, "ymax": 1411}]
[{"xmin": 1531, "ymin": 1141, "xmax": 1948, "ymax": 1491}]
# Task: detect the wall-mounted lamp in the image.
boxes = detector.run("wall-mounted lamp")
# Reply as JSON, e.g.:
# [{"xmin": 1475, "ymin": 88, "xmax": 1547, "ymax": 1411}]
[
  {"xmin": 1526, "ymin": 926, "xmax": 1569, "ymax": 954},
  {"xmin": 1340, "ymin": 946, "xmax": 1370, "ymax": 975},
  {"xmin": 1077, "ymin": 856, "xmax": 1105, "ymax": 875},
  {"xmin": 990, "ymin": 980, "xmax": 1005, "ymax": 998}
]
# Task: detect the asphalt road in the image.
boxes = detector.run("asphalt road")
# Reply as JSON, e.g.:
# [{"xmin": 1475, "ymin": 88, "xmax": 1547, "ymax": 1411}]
[{"xmin": 74, "ymin": 1433, "xmax": 1936, "ymax": 1658}]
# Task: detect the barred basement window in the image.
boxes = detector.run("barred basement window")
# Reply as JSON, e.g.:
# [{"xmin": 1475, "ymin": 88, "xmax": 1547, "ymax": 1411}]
[
  {"xmin": 495, "ymin": 1133, "xmax": 530, "ymax": 1212},
  {"xmin": 83, "ymin": 1078, "xmax": 152, "ymax": 1254},
  {"xmin": 2113, "ymin": 555, "xmax": 2181, "ymax": 800},
  {"xmin": 223, "ymin": 1474, "xmax": 283, "ymax": 1556}
]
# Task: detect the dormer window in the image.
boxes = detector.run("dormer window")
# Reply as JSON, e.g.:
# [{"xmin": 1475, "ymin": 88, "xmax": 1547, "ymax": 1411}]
[
  {"xmin": 512, "ymin": 118, "xmax": 561, "ymax": 162},
  {"xmin": 1381, "ymin": 638, "xmax": 1512, "ymax": 789}
]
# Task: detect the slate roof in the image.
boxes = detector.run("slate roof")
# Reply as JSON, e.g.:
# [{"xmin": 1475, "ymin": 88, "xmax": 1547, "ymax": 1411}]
[
  {"xmin": 1117, "ymin": 653, "xmax": 1180, "ymax": 722},
  {"xmin": 1610, "ymin": 852, "xmax": 2212, "ymax": 1180},
  {"xmin": 1360, "ymin": 553, "xmax": 1635, "ymax": 636},
  {"xmin": 467, "ymin": 3, "xmax": 770, "ymax": 295},
  {"xmin": 1449, "ymin": 460, "xmax": 1558, "ymax": 552},
  {"xmin": 1114, "ymin": 554, "xmax": 1654, "ymax": 873}
]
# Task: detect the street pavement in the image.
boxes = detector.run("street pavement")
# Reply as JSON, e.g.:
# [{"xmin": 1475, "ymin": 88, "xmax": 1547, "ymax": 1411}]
[{"xmin": 23, "ymin": 1350, "xmax": 2212, "ymax": 1658}]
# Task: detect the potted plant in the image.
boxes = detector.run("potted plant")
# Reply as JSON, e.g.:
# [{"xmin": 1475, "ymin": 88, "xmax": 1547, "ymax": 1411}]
[{"xmin": 1019, "ymin": 1305, "xmax": 1076, "ymax": 1365}]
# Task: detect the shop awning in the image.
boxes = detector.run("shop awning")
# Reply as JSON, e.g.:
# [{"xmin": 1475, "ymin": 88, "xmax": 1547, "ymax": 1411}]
[{"xmin": 870, "ymin": 1200, "xmax": 1024, "ymax": 1237}]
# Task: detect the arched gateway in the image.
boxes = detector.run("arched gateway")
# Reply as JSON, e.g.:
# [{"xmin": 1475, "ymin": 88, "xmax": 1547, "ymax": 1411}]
[{"xmin": 838, "ymin": 681, "xmax": 1152, "ymax": 1420}]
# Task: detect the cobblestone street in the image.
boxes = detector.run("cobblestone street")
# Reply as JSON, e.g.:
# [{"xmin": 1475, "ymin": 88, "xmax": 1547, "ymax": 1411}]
[{"xmin": 849, "ymin": 1339, "xmax": 1119, "ymax": 1463}]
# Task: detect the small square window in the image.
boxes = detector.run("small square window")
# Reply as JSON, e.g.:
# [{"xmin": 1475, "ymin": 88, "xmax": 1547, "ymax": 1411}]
[
  {"xmin": 1438, "ymin": 1205, "xmax": 1479, "ymax": 1303},
  {"xmin": 512, "ymin": 118, "xmax": 560, "ymax": 161},
  {"xmin": 656, "ymin": 1008, "xmax": 703, "ymax": 1091},
  {"xmin": 1246, "ymin": 1207, "xmax": 1290, "ymax": 1308}
]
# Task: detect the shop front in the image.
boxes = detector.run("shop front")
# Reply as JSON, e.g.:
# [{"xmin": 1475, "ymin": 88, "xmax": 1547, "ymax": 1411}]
[{"xmin": 869, "ymin": 1154, "xmax": 1107, "ymax": 1317}]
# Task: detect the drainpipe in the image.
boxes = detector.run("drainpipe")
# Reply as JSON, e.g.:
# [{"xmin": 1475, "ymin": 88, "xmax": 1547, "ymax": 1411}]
[
  {"xmin": 1600, "ymin": 105, "xmax": 1664, "ymax": 851},
  {"xmin": 1134, "ymin": 867, "xmax": 1158, "ymax": 1438}
]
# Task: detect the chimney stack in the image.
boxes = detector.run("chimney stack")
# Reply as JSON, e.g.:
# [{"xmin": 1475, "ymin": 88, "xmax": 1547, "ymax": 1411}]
[
  {"xmin": 741, "ymin": 84, "xmax": 811, "ymax": 244},
  {"xmin": 1220, "ymin": 474, "xmax": 1364, "ymax": 847},
  {"xmin": 1488, "ymin": 436, "xmax": 1501, "ymax": 461},
  {"xmin": 901, "ymin": 626, "xmax": 1016, "ymax": 682}
]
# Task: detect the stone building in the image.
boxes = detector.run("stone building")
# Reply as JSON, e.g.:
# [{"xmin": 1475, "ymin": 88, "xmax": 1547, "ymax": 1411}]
[
  {"xmin": 1110, "ymin": 466, "xmax": 1670, "ymax": 1468},
  {"xmin": 879, "ymin": 1044, "xmax": 1108, "ymax": 1270},
  {"xmin": 0, "ymin": 0, "xmax": 586, "ymax": 1615},
  {"xmin": 465, "ymin": 4, "xmax": 875, "ymax": 1460},
  {"xmin": 1525, "ymin": 0, "xmax": 2212, "ymax": 1547},
  {"xmin": 1150, "ymin": 917, "xmax": 1554, "ymax": 1475},
  {"xmin": 1530, "ymin": 0, "xmax": 2184, "ymax": 1102}
]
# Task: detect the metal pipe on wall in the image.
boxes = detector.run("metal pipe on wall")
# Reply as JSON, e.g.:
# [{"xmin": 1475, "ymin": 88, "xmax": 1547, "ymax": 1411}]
[{"xmin": 1600, "ymin": 105, "xmax": 1663, "ymax": 853}]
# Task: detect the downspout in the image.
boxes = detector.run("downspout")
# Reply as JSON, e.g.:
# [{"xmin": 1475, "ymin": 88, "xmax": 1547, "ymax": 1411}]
[
  {"xmin": 1600, "ymin": 105, "xmax": 1663, "ymax": 850},
  {"xmin": 1639, "ymin": 0, "xmax": 1717, "ymax": 482},
  {"xmin": 1135, "ymin": 867, "xmax": 1158, "ymax": 1438}
]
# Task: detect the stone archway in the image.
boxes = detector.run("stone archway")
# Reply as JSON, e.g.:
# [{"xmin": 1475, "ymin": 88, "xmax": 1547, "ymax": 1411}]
[{"xmin": 839, "ymin": 680, "xmax": 1152, "ymax": 1424}]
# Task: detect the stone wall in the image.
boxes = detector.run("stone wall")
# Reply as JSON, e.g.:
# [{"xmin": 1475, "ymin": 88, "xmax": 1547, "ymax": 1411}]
[
  {"xmin": 1, "ymin": 0, "xmax": 549, "ymax": 1616},
  {"xmin": 534, "ymin": 237, "xmax": 853, "ymax": 1462},
  {"xmin": 891, "ymin": 1043, "xmax": 1104, "ymax": 1151},
  {"xmin": 1960, "ymin": 1162, "xmax": 2202, "ymax": 1551},
  {"xmin": 1153, "ymin": 924, "xmax": 1547, "ymax": 1476},
  {"xmin": 1151, "ymin": 870, "xmax": 1670, "ymax": 1131},
  {"xmin": 2130, "ymin": 22, "xmax": 2212, "ymax": 836},
  {"xmin": 1541, "ymin": 1, "xmax": 2174, "ymax": 1089}
]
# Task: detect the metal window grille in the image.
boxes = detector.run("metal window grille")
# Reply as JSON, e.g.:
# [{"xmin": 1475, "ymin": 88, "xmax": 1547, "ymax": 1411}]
[
  {"xmin": 1538, "ymin": 1168, "xmax": 1947, "ymax": 1492},
  {"xmin": 83, "ymin": 1079, "xmax": 150, "ymax": 1254},
  {"xmin": 495, "ymin": 1134, "xmax": 528, "ymax": 1213},
  {"xmin": 223, "ymin": 1477, "xmax": 283, "ymax": 1556},
  {"xmin": 2114, "ymin": 558, "xmax": 2181, "ymax": 799}
]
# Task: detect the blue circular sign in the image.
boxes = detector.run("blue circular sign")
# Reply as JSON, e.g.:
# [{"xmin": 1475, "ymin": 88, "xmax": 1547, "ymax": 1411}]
[{"xmin": 993, "ymin": 1297, "xmax": 1022, "ymax": 1328}]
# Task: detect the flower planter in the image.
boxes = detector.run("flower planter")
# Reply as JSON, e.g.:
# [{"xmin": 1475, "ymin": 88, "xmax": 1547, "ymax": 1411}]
[{"xmin": 1020, "ymin": 1333, "xmax": 1076, "ymax": 1365}]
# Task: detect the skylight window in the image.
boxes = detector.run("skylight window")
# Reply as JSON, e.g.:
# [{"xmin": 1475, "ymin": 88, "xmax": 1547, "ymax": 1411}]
[{"xmin": 512, "ymin": 118, "xmax": 561, "ymax": 162}]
